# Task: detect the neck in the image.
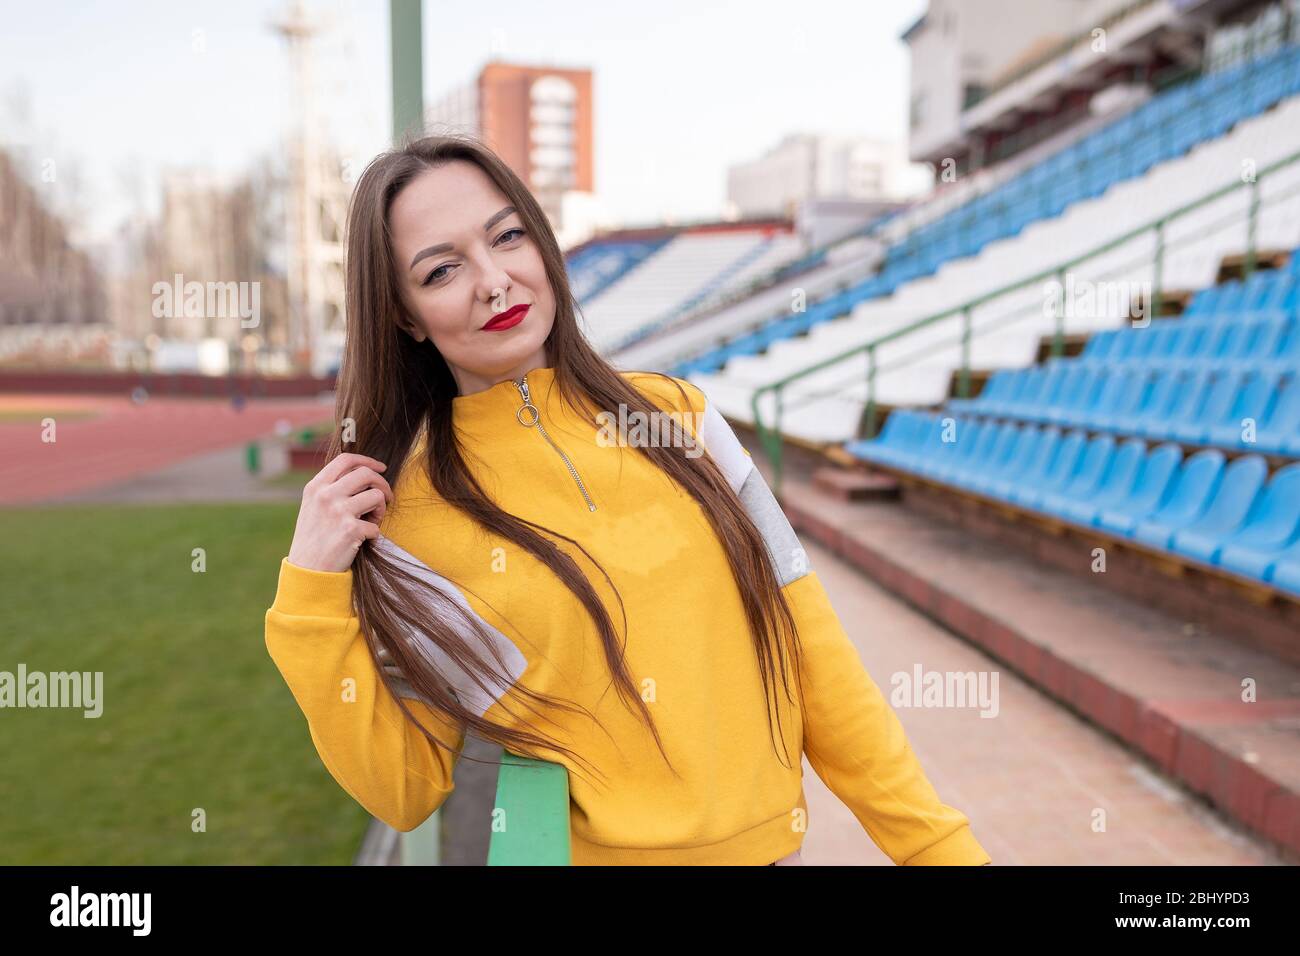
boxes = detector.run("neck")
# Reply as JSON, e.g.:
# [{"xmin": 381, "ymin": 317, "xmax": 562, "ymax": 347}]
[{"xmin": 451, "ymin": 348, "xmax": 551, "ymax": 397}]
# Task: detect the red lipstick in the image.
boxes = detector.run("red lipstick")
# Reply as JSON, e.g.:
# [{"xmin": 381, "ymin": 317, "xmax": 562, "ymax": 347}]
[{"xmin": 483, "ymin": 304, "xmax": 529, "ymax": 331}]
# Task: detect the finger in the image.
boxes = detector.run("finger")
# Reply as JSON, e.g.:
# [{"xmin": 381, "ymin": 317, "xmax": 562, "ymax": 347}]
[
  {"xmin": 334, "ymin": 465, "xmax": 394, "ymax": 504},
  {"xmin": 356, "ymin": 517, "xmax": 381, "ymax": 541},
  {"xmin": 346, "ymin": 487, "xmax": 386, "ymax": 518},
  {"xmin": 315, "ymin": 452, "xmax": 388, "ymax": 486},
  {"xmin": 361, "ymin": 497, "xmax": 387, "ymax": 525}
]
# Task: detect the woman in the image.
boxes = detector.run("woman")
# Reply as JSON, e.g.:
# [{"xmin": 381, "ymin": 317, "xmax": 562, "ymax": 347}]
[{"xmin": 263, "ymin": 132, "xmax": 992, "ymax": 867}]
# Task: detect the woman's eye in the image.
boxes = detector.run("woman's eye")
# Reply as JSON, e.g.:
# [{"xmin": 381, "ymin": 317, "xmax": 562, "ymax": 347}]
[
  {"xmin": 497, "ymin": 227, "xmax": 525, "ymax": 244},
  {"xmin": 422, "ymin": 265, "xmax": 451, "ymax": 286}
]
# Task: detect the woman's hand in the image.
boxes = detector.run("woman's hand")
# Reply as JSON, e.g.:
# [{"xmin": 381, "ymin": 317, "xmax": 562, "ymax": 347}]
[{"xmin": 286, "ymin": 453, "xmax": 394, "ymax": 573}]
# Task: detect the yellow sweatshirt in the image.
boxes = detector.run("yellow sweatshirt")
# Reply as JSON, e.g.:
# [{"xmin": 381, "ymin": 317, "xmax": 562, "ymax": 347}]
[{"xmin": 263, "ymin": 365, "xmax": 992, "ymax": 866}]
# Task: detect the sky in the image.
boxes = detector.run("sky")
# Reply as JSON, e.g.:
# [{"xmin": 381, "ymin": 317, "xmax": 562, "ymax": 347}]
[{"xmin": 0, "ymin": 0, "xmax": 928, "ymax": 246}]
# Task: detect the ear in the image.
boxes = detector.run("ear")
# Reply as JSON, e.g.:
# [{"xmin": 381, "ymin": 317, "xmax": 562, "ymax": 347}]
[{"xmin": 397, "ymin": 307, "xmax": 428, "ymax": 343}]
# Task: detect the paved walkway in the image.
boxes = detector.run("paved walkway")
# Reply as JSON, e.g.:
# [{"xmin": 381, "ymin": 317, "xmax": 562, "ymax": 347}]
[{"xmin": 797, "ymin": 532, "xmax": 1284, "ymax": 865}]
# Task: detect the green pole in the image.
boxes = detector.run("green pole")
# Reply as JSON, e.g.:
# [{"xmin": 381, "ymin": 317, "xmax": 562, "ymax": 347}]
[
  {"xmin": 390, "ymin": 0, "xmax": 424, "ymax": 146},
  {"xmin": 771, "ymin": 388, "xmax": 786, "ymax": 500}
]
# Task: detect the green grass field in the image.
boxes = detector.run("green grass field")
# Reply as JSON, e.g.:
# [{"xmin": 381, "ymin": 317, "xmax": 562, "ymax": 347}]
[{"xmin": 0, "ymin": 502, "xmax": 373, "ymax": 864}]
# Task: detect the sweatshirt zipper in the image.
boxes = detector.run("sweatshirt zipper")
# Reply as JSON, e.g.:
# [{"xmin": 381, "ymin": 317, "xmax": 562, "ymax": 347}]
[{"xmin": 514, "ymin": 374, "xmax": 597, "ymax": 512}]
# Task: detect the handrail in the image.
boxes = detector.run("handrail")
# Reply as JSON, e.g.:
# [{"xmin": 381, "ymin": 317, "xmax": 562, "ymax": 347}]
[
  {"xmin": 751, "ymin": 134, "xmax": 1300, "ymax": 498},
  {"xmin": 485, "ymin": 750, "xmax": 571, "ymax": 865}
]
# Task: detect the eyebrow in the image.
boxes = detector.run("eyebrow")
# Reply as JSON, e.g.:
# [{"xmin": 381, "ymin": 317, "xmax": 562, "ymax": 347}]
[{"xmin": 408, "ymin": 206, "xmax": 518, "ymax": 271}]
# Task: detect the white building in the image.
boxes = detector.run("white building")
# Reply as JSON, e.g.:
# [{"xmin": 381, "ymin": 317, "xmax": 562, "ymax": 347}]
[
  {"xmin": 726, "ymin": 133, "xmax": 928, "ymax": 220},
  {"xmin": 903, "ymin": 0, "xmax": 1225, "ymax": 176}
]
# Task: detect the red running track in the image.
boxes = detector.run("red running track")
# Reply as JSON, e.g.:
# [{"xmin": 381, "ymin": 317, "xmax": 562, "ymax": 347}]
[{"xmin": 0, "ymin": 393, "xmax": 335, "ymax": 506}]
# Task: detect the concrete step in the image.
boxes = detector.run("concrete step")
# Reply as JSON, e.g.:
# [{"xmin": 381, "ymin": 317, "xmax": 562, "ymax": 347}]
[{"xmin": 811, "ymin": 466, "xmax": 900, "ymax": 502}]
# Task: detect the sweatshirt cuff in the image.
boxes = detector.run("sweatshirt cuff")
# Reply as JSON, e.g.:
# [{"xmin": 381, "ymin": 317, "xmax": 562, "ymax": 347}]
[
  {"xmin": 903, "ymin": 824, "xmax": 992, "ymax": 866},
  {"xmin": 270, "ymin": 557, "xmax": 355, "ymax": 618}
]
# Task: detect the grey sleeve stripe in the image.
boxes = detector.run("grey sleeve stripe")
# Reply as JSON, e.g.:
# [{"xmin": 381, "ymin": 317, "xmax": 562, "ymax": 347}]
[
  {"xmin": 372, "ymin": 534, "xmax": 527, "ymax": 718},
  {"xmin": 700, "ymin": 398, "xmax": 755, "ymax": 493},
  {"xmin": 697, "ymin": 393, "xmax": 811, "ymax": 586},
  {"xmin": 738, "ymin": 466, "xmax": 811, "ymax": 587}
]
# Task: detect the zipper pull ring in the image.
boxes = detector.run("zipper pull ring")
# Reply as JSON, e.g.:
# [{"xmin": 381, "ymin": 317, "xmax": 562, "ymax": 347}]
[{"xmin": 515, "ymin": 376, "xmax": 539, "ymax": 426}]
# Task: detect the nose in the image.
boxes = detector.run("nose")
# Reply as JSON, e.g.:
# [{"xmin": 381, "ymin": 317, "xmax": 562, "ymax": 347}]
[{"xmin": 474, "ymin": 255, "xmax": 513, "ymax": 312}]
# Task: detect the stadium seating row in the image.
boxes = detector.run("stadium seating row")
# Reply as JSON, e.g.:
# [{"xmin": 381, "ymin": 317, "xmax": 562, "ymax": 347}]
[
  {"xmin": 847, "ymin": 411, "xmax": 1300, "ymax": 594},
  {"xmin": 678, "ymin": 44, "xmax": 1300, "ymax": 376}
]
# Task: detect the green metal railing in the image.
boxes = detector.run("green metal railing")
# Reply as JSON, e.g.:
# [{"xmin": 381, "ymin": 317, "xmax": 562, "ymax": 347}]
[
  {"xmin": 400, "ymin": 749, "xmax": 571, "ymax": 866},
  {"xmin": 486, "ymin": 751, "xmax": 571, "ymax": 865},
  {"xmin": 752, "ymin": 144, "xmax": 1300, "ymax": 498}
]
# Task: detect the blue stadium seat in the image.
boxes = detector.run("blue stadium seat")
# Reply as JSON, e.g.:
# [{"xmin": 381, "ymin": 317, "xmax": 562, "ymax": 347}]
[
  {"xmin": 1054, "ymin": 437, "xmax": 1147, "ymax": 526},
  {"xmin": 1070, "ymin": 329, "xmax": 1120, "ymax": 368},
  {"xmin": 1206, "ymin": 370, "xmax": 1283, "ymax": 448},
  {"xmin": 949, "ymin": 423, "xmax": 1022, "ymax": 491},
  {"xmin": 1262, "ymin": 320, "xmax": 1300, "ymax": 373},
  {"xmin": 971, "ymin": 426, "xmax": 1047, "ymax": 497},
  {"xmin": 1168, "ymin": 369, "xmax": 1248, "ymax": 444},
  {"xmin": 1216, "ymin": 462, "xmax": 1300, "ymax": 579},
  {"xmin": 994, "ymin": 427, "xmax": 1065, "ymax": 502},
  {"xmin": 1143, "ymin": 369, "xmax": 1214, "ymax": 439},
  {"xmin": 1131, "ymin": 449, "xmax": 1228, "ymax": 548},
  {"xmin": 948, "ymin": 369, "xmax": 1009, "ymax": 413},
  {"xmin": 1083, "ymin": 368, "xmax": 1154, "ymax": 431},
  {"xmin": 1095, "ymin": 443, "xmax": 1185, "ymax": 536},
  {"xmin": 1267, "ymin": 539, "xmax": 1300, "ymax": 595},
  {"xmin": 986, "ymin": 368, "xmax": 1041, "ymax": 417},
  {"xmin": 1167, "ymin": 455, "xmax": 1270, "ymax": 563},
  {"xmin": 935, "ymin": 421, "xmax": 993, "ymax": 481},
  {"xmin": 1254, "ymin": 374, "xmax": 1300, "ymax": 455},
  {"xmin": 1033, "ymin": 433, "xmax": 1117, "ymax": 515},
  {"xmin": 1012, "ymin": 429, "xmax": 1089, "ymax": 508},
  {"xmin": 928, "ymin": 418, "xmax": 993, "ymax": 481},
  {"xmin": 919, "ymin": 416, "xmax": 980, "ymax": 479},
  {"xmin": 849, "ymin": 410, "xmax": 932, "ymax": 467},
  {"xmin": 1044, "ymin": 367, "xmax": 1106, "ymax": 426}
]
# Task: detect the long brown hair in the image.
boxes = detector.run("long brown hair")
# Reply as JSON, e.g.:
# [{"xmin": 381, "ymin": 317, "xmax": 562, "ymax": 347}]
[{"xmin": 332, "ymin": 130, "xmax": 806, "ymax": 793}]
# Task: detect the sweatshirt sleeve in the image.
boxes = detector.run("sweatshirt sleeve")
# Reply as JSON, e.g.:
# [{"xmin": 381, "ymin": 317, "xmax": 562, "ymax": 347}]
[
  {"xmin": 782, "ymin": 571, "xmax": 992, "ymax": 865},
  {"xmin": 263, "ymin": 556, "xmax": 466, "ymax": 832},
  {"xmin": 671, "ymin": 376, "xmax": 992, "ymax": 866}
]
